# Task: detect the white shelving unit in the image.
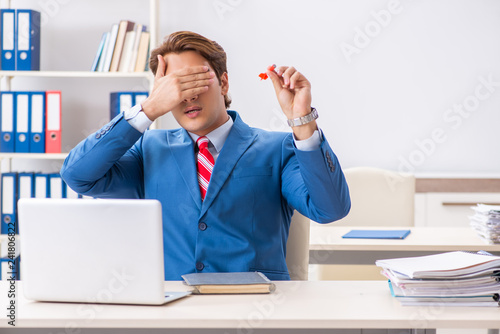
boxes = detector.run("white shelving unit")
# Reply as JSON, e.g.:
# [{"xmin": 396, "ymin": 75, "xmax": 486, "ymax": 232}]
[{"xmin": 0, "ymin": 0, "xmax": 160, "ymax": 164}]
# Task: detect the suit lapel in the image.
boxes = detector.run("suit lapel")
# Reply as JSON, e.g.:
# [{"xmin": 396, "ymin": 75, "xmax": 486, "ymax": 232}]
[
  {"xmin": 201, "ymin": 112, "xmax": 257, "ymax": 217},
  {"xmin": 167, "ymin": 129, "xmax": 202, "ymax": 211}
]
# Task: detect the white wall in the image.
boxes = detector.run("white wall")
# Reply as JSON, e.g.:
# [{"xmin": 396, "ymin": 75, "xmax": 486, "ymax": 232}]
[{"xmin": 3, "ymin": 0, "xmax": 500, "ymax": 175}]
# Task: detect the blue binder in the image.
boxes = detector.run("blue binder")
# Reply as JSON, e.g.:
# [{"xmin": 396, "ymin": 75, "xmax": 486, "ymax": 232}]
[
  {"xmin": 0, "ymin": 91, "xmax": 16, "ymax": 152},
  {"xmin": 134, "ymin": 91, "xmax": 149, "ymax": 105},
  {"xmin": 17, "ymin": 172, "xmax": 34, "ymax": 199},
  {"xmin": 29, "ymin": 91, "xmax": 46, "ymax": 153},
  {"xmin": 63, "ymin": 180, "xmax": 81, "ymax": 199},
  {"xmin": 342, "ymin": 229, "xmax": 411, "ymax": 239},
  {"xmin": 34, "ymin": 173, "xmax": 50, "ymax": 198},
  {"xmin": 0, "ymin": 9, "xmax": 16, "ymax": 70},
  {"xmin": 1, "ymin": 172, "xmax": 18, "ymax": 235},
  {"xmin": 48, "ymin": 173, "xmax": 65, "ymax": 198},
  {"xmin": 15, "ymin": 92, "xmax": 30, "ymax": 153},
  {"xmin": 110, "ymin": 91, "xmax": 149, "ymax": 120},
  {"xmin": 16, "ymin": 9, "xmax": 41, "ymax": 71},
  {"xmin": 110, "ymin": 92, "xmax": 134, "ymax": 120},
  {"xmin": 0, "ymin": 255, "xmax": 20, "ymax": 280}
]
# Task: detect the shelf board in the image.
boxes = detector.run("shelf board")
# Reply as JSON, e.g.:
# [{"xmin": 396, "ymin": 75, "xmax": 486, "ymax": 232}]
[
  {"xmin": 0, "ymin": 153, "xmax": 68, "ymax": 160},
  {"xmin": 0, "ymin": 71, "xmax": 152, "ymax": 79}
]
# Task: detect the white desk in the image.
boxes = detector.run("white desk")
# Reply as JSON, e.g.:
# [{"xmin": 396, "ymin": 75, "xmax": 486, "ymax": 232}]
[
  {"xmin": 1, "ymin": 281, "xmax": 499, "ymax": 333},
  {"xmin": 309, "ymin": 226, "xmax": 500, "ymax": 264}
]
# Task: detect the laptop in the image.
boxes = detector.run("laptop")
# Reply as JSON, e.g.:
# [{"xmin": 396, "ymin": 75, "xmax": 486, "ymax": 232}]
[{"xmin": 18, "ymin": 198, "xmax": 191, "ymax": 305}]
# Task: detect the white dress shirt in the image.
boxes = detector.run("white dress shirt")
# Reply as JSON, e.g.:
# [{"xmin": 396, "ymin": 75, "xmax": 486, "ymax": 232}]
[{"xmin": 124, "ymin": 108, "xmax": 322, "ymax": 159}]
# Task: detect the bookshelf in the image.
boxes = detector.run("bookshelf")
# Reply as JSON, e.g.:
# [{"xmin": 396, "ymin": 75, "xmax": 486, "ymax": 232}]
[
  {"xmin": 0, "ymin": 1, "xmax": 162, "ymax": 255},
  {"xmin": 0, "ymin": 0, "xmax": 160, "ymax": 159}
]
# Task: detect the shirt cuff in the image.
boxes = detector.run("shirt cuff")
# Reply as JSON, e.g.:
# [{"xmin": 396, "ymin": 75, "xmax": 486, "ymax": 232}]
[
  {"xmin": 294, "ymin": 129, "xmax": 323, "ymax": 151},
  {"xmin": 124, "ymin": 105, "xmax": 153, "ymax": 133}
]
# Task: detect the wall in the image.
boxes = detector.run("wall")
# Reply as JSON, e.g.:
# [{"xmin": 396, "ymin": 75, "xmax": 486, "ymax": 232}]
[{"xmin": 2, "ymin": 0, "xmax": 500, "ymax": 175}]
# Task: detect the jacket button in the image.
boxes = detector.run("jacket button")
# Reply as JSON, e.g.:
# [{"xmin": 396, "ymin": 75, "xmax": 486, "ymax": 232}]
[
  {"xmin": 196, "ymin": 262, "xmax": 205, "ymax": 271},
  {"xmin": 95, "ymin": 133, "xmax": 101, "ymax": 139},
  {"xmin": 198, "ymin": 222, "xmax": 207, "ymax": 231}
]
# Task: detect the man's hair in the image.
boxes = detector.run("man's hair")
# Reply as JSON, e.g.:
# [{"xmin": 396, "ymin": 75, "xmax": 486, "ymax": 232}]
[{"xmin": 149, "ymin": 31, "xmax": 231, "ymax": 109}]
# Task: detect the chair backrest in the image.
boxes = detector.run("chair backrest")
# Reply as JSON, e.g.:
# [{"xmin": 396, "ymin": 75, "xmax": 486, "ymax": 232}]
[
  {"xmin": 334, "ymin": 167, "xmax": 416, "ymax": 226},
  {"xmin": 285, "ymin": 211, "xmax": 310, "ymax": 280}
]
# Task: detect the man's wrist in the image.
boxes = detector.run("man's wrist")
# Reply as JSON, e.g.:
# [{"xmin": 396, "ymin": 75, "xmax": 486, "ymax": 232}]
[{"xmin": 287, "ymin": 107, "xmax": 318, "ymax": 127}]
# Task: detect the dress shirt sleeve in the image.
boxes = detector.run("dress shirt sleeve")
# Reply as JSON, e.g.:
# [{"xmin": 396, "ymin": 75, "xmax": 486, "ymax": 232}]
[
  {"xmin": 124, "ymin": 107, "xmax": 153, "ymax": 133},
  {"xmin": 293, "ymin": 129, "xmax": 323, "ymax": 151}
]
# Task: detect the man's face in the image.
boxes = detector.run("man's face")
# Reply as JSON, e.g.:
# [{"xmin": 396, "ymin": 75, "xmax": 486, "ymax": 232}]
[{"xmin": 164, "ymin": 51, "xmax": 229, "ymax": 136}]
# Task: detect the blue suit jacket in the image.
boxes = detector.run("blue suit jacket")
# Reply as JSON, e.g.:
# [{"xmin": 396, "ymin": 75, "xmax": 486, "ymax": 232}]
[{"xmin": 60, "ymin": 110, "xmax": 350, "ymax": 280}]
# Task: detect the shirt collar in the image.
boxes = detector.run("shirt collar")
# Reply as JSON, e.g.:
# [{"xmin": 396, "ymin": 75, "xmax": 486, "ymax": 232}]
[{"xmin": 188, "ymin": 114, "xmax": 234, "ymax": 153}]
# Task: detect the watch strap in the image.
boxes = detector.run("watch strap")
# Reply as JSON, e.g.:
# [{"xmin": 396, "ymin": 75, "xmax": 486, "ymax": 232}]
[{"xmin": 287, "ymin": 107, "xmax": 318, "ymax": 127}]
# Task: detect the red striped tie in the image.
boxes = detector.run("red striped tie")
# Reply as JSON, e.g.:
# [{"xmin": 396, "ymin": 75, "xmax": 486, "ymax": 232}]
[{"xmin": 196, "ymin": 136, "xmax": 214, "ymax": 201}]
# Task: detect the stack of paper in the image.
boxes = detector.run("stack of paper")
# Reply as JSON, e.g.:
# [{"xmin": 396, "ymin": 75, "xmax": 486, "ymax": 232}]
[
  {"xmin": 470, "ymin": 204, "xmax": 500, "ymax": 244},
  {"xmin": 375, "ymin": 251, "xmax": 500, "ymax": 306}
]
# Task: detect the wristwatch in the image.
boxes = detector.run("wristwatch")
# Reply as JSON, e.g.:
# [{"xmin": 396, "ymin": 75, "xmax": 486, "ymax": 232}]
[{"xmin": 287, "ymin": 108, "xmax": 318, "ymax": 127}]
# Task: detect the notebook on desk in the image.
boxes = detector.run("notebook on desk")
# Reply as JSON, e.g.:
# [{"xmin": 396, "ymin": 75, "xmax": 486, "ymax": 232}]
[
  {"xmin": 342, "ymin": 229, "xmax": 411, "ymax": 239},
  {"xmin": 18, "ymin": 198, "xmax": 191, "ymax": 305}
]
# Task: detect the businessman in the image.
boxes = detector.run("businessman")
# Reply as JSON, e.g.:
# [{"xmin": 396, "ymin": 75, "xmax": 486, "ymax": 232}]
[{"xmin": 61, "ymin": 31, "xmax": 351, "ymax": 280}]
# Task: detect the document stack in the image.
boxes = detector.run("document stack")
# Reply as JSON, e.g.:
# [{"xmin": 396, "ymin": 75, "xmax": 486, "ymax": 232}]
[
  {"xmin": 469, "ymin": 204, "xmax": 500, "ymax": 244},
  {"xmin": 376, "ymin": 251, "xmax": 500, "ymax": 307}
]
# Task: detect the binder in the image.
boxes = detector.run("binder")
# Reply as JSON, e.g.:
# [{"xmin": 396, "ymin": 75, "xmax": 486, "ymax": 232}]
[
  {"xmin": 45, "ymin": 91, "xmax": 61, "ymax": 153},
  {"xmin": 48, "ymin": 173, "xmax": 65, "ymax": 198},
  {"xmin": 0, "ymin": 255, "xmax": 20, "ymax": 280},
  {"xmin": 1, "ymin": 9, "xmax": 16, "ymax": 70},
  {"xmin": 29, "ymin": 92, "xmax": 46, "ymax": 153},
  {"xmin": 64, "ymin": 181, "xmax": 80, "ymax": 199},
  {"xmin": 15, "ymin": 91, "xmax": 30, "ymax": 153},
  {"xmin": 0, "ymin": 92, "xmax": 16, "ymax": 152},
  {"xmin": 110, "ymin": 91, "xmax": 149, "ymax": 120},
  {"xmin": 17, "ymin": 172, "xmax": 34, "ymax": 199},
  {"xmin": 1, "ymin": 173, "xmax": 18, "ymax": 235},
  {"xmin": 16, "ymin": 9, "xmax": 41, "ymax": 71},
  {"xmin": 342, "ymin": 229, "xmax": 411, "ymax": 239},
  {"xmin": 110, "ymin": 91, "xmax": 134, "ymax": 120},
  {"xmin": 134, "ymin": 91, "xmax": 149, "ymax": 106},
  {"xmin": 34, "ymin": 173, "xmax": 49, "ymax": 198}
]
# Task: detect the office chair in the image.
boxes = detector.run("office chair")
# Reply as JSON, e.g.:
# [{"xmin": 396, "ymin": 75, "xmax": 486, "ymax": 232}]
[
  {"xmin": 286, "ymin": 211, "xmax": 310, "ymax": 281},
  {"xmin": 314, "ymin": 166, "xmax": 416, "ymax": 280}
]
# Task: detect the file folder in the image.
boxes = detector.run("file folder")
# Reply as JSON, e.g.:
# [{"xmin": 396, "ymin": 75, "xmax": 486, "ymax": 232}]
[
  {"xmin": 16, "ymin": 9, "xmax": 41, "ymax": 71},
  {"xmin": 0, "ymin": 255, "xmax": 20, "ymax": 280},
  {"xmin": 48, "ymin": 173, "xmax": 65, "ymax": 198},
  {"xmin": 34, "ymin": 173, "xmax": 49, "ymax": 198},
  {"xmin": 1, "ymin": 173, "xmax": 18, "ymax": 235},
  {"xmin": 15, "ymin": 92, "xmax": 30, "ymax": 153},
  {"xmin": 64, "ymin": 181, "xmax": 80, "ymax": 199},
  {"xmin": 110, "ymin": 91, "xmax": 149, "ymax": 120},
  {"xmin": 134, "ymin": 91, "xmax": 149, "ymax": 106},
  {"xmin": 17, "ymin": 172, "xmax": 34, "ymax": 199},
  {"xmin": 45, "ymin": 91, "xmax": 61, "ymax": 153},
  {"xmin": 29, "ymin": 92, "xmax": 46, "ymax": 153},
  {"xmin": 342, "ymin": 229, "xmax": 411, "ymax": 239},
  {"xmin": 17, "ymin": 172, "xmax": 34, "ymax": 235},
  {"xmin": 1, "ymin": 9, "xmax": 16, "ymax": 70},
  {"xmin": 0, "ymin": 92, "xmax": 16, "ymax": 152}
]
